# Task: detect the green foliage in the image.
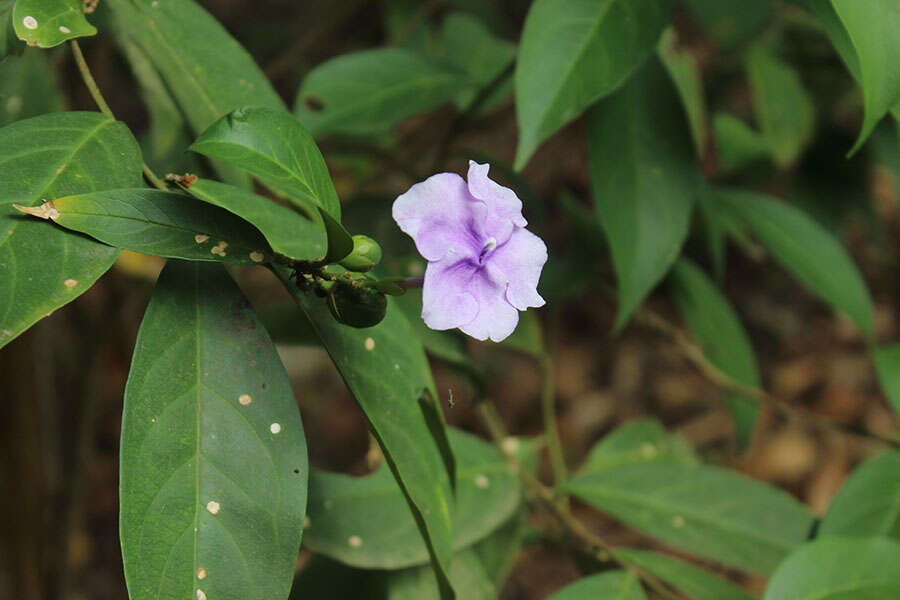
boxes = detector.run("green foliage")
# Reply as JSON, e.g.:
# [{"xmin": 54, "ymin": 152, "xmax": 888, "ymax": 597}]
[
  {"xmin": 659, "ymin": 28, "xmax": 709, "ymax": 157},
  {"xmin": 717, "ymin": 189, "xmax": 875, "ymax": 336},
  {"xmin": 182, "ymin": 178, "xmax": 327, "ymax": 262},
  {"xmin": 295, "ymin": 48, "xmax": 465, "ymax": 138},
  {"xmin": 546, "ymin": 571, "xmax": 646, "ymax": 600},
  {"xmin": 0, "ymin": 112, "xmax": 141, "ymax": 350},
  {"xmin": 613, "ymin": 549, "xmax": 756, "ymax": 600},
  {"xmin": 578, "ymin": 418, "xmax": 698, "ymax": 476},
  {"xmin": 745, "ymin": 44, "xmax": 816, "ymax": 168},
  {"xmin": 566, "ymin": 463, "xmax": 815, "ymax": 574},
  {"xmin": 0, "ymin": 48, "xmax": 65, "ymax": 126},
  {"xmin": 713, "ymin": 113, "xmax": 769, "ymax": 172},
  {"xmin": 683, "ymin": 0, "xmax": 773, "ymax": 48},
  {"xmin": 514, "ymin": 0, "xmax": 670, "ymax": 169},
  {"xmin": 820, "ymin": 450, "xmax": 900, "ymax": 540},
  {"xmin": 874, "ymin": 344, "xmax": 900, "ymax": 419},
  {"xmin": 764, "ymin": 536, "xmax": 900, "ymax": 599},
  {"xmin": 120, "ymin": 261, "xmax": 307, "ymax": 600},
  {"xmin": 12, "ymin": 0, "xmax": 96, "ymax": 47},
  {"xmin": 804, "ymin": 0, "xmax": 900, "ymax": 153},
  {"xmin": 22, "ymin": 189, "xmax": 272, "ymax": 265},
  {"xmin": 671, "ymin": 259, "xmax": 761, "ymax": 449},
  {"xmin": 588, "ymin": 59, "xmax": 697, "ymax": 330},
  {"xmin": 0, "ymin": 0, "xmax": 25, "ymax": 59},
  {"xmin": 304, "ymin": 428, "xmax": 519, "ymax": 569}
]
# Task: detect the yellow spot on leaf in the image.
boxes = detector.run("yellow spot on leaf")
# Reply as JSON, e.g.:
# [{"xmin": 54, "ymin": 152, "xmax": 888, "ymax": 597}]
[
  {"xmin": 205, "ymin": 501, "xmax": 220, "ymax": 515},
  {"xmin": 196, "ymin": 568, "xmax": 207, "ymax": 580},
  {"xmin": 22, "ymin": 16, "xmax": 38, "ymax": 30},
  {"xmin": 64, "ymin": 279, "xmax": 78, "ymax": 289},
  {"xmin": 194, "ymin": 234, "xmax": 209, "ymax": 244},
  {"xmin": 238, "ymin": 394, "xmax": 252, "ymax": 406},
  {"xmin": 270, "ymin": 423, "xmax": 282, "ymax": 434},
  {"xmin": 249, "ymin": 251, "xmax": 264, "ymax": 263},
  {"xmin": 348, "ymin": 535, "xmax": 363, "ymax": 548},
  {"xmin": 364, "ymin": 337, "xmax": 375, "ymax": 351}
]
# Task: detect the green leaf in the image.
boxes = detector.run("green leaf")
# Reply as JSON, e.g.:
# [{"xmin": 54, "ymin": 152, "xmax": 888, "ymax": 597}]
[
  {"xmin": 190, "ymin": 107, "xmax": 353, "ymax": 263},
  {"xmin": 671, "ymin": 259, "xmax": 761, "ymax": 449},
  {"xmin": 304, "ymin": 428, "xmax": 519, "ymax": 569},
  {"xmin": 384, "ymin": 550, "xmax": 496, "ymax": 600},
  {"xmin": 19, "ymin": 189, "xmax": 272, "ymax": 265},
  {"xmin": 499, "ymin": 310, "xmax": 545, "ymax": 358},
  {"xmin": 820, "ymin": 450, "xmax": 900, "ymax": 540},
  {"xmin": 0, "ymin": 48, "xmax": 65, "ymax": 126},
  {"xmin": 547, "ymin": 571, "xmax": 647, "ymax": 600},
  {"xmin": 514, "ymin": 0, "xmax": 671, "ymax": 169},
  {"xmin": 578, "ymin": 418, "xmax": 699, "ymax": 476},
  {"xmin": 472, "ymin": 512, "xmax": 526, "ymax": 588},
  {"xmin": 182, "ymin": 178, "xmax": 327, "ymax": 262},
  {"xmin": 438, "ymin": 12, "xmax": 515, "ymax": 111},
  {"xmin": 874, "ymin": 344, "xmax": 900, "ymax": 419},
  {"xmin": 683, "ymin": 0, "xmax": 773, "ymax": 48},
  {"xmin": 294, "ymin": 47, "xmax": 465, "ymax": 138},
  {"xmin": 120, "ymin": 261, "xmax": 307, "ymax": 600},
  {"xmin": 289, "ymin": 556, "xmax": 379, "ymax": 600},
  {"xmin": 278, "ymin": 272, "xmax": 455, "ymax": 599},
  {"xmin": 0, "ymin": 112, "xmax": 142, "ymax": 350},
  {"xmin": 588, "ymin": 58, "xmax": 698, "ymax": 330},
  {"xmin": 566, "ymin": 463, "xmax": 815, "ymax": 574},
  {"xmin": 764, "ymin": 536, "xmax": 900, "ymax": 600},
  {"xmin": 658, "ymin": 28, "xmax": 708, "ymax": 157},
  {"xmin": 394, "ymin": 289, "xmax": 469, "ymax": 366},
  {"xmin": 745, "ymin": 45, "xmax": 815, "ymax": 168},
  {"xmin": 1, "ymin": 0, "xmax": 25, "ymax": 60},
  {"xmin": 712, "ymin": 113, "xmax": 768, "ymax": 173},
  {"xmin": 809, "ymin": 0, "xmax": 900, "ymax": 154},
  {"xmin": 257, "ymin": 304, "xmax": 319, "ymax": 346},
  {"xmin": 13, "ymin": 0, "xmax": 96, "ymax": 48},
  {"xmin": 717, "ymin": 189, "xmax": 875, "ymax": 337},
  {"xmin": 613, "ymin": 549, "xmax": 757, "ymax": 600}
]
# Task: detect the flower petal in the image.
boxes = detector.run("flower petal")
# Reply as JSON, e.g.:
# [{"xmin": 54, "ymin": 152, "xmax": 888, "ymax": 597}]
[
  {"xmin": 393, "ymin": 172, "xmax": 484, "ymax": 261},
  {"xmin": 490, "ymin": 227, "xmax": 547, "ymax": 311},
  {"xmin": 421, "ymin": 251, "xmax": 479, "ymax": 331},
  {"xmin": 467, "ymin": 161, "xmax": 527, "ymax": 244},
  {"xmin": 458, "ymin": 264, "xmax": 520, "ymax": 342}
]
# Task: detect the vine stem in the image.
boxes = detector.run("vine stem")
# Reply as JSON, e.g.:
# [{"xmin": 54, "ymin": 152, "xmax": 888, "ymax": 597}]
[
  {"xmin": 69, "ymin": 40, "xmax": 168, "ymax": 192},
  {"xmin": 475, "ymin": 404, "xmax": 685, "ymax": 600},
  {"xmin": 541, "ymin": 309, "xmax": 568, "ymax": 490},
  {"xmin": 614, "ymin": 287, "xmax": 900, "ymax": 449}
]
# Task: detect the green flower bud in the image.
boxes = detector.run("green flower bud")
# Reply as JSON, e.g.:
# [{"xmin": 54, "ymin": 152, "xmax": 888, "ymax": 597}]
[
  {"xmin": 338, "ymin": 235, "xmax": 383, "ymax": 272},
  {"xmin": 326, "ymin": 281, "xmax": 387, "ymax": 328}
]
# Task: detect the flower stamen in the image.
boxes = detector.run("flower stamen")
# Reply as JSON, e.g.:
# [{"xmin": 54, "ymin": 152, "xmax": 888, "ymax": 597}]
[{"xmin": 479, "ymin": 237, "xmax": 498, "ymax": 263}]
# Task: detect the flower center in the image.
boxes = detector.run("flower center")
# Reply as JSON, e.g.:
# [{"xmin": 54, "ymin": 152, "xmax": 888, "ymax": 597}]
[{"xmin": 479, "ymin": 237, "xmax": 497, "ymax": 263}]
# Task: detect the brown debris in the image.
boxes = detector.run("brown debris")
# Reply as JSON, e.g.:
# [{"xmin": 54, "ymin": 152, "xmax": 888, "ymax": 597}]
[{"xmin": 13, "ymin": 201, "xmax": 60, "ymax": 221}]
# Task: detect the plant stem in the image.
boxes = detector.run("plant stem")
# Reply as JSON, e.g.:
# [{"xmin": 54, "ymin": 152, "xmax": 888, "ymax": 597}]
[
  {"xmin": 541, "ymin": 352, "xmax": 568, "ymax": 488},
  {"xmin": 69, "ymin": 40, "xmax": 168, "ymax": 192}
]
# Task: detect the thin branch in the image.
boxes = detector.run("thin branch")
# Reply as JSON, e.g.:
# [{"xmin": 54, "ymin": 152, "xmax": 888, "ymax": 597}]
[
  {"xmin": 622, "ymin": 291, "xmax": 900, "ymax": 448},
  {"xmin": 69, "ymin": 40, "xmax": 168, "ymax": 191}
]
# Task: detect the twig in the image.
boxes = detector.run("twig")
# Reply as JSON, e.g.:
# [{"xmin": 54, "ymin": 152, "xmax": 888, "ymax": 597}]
[
  {"xmin": 431, "ymin": 61, "xmax": 515, "ymax": 171},
  {"xmin": 69, "ymin": 40, "xmax": 168, "ymax": 191},
  {"xmin": 622, "ymin": 291, "xmax": 900, "ymax": 448}
]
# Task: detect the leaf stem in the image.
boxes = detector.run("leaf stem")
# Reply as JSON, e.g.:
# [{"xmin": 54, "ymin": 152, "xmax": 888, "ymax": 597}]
[{"xmin": 69, "ymin": 40, "xmax": 168, "ymax": 192}]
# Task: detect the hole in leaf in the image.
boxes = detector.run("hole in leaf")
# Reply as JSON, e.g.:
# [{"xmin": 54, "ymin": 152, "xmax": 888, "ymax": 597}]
[{"xmin": 303, "ymin": 95, "xmax": 326, "ymax": 112}]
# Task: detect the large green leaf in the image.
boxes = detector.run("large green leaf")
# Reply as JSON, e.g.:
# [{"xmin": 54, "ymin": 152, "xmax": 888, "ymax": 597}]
[
  {"xmin": 182, "ymin": 178, "xmax": 327, "ymax": 262},
  {"xmin": 588, "ymin": 59, "xmax": 698, "ymax": 330},
  {"xmin": 717, "ymin": 189, "xmax": 874, "ymax": 337},
  {"xmin": 394, "ymin": 290, "xmax": 469, "ymax": 367},
  {"xmin": 613, "ymin": 549, "xmax": 756, "ymax": 600},
  {"xmin": 1, "ymin": 0, "xmax": 25, "ymax": 59},
  {"xmin": 764, "ymin": 537, "xmax": 900, "ymax": 600},
  {"xmin": 294, "ymin": 47, "xmax": 465, "ymax": 138},
  {"xmin": 804, "ymin": 0, "xmax": 900, "ymax": 153},
  {"xmin": 671, "ymin": 259, "xmax": 761, "ymax": 449},
  {"xmin": 304, "ymin": 428, "xmax": 519, "ymax": 569},
  {"xmin": 514, "ymin": 0, "xmax": 671, "ymax": 169},
  {"xmin": 438, "ymin": 12, "xmax": 515, "ymax": 111},
  {"xmin": 820, "ymin": 450, "xmax": 900, "ymax": 540},
  {"xmin": 120, "ymin": 261, "xmax": 307, "ymax": 600},
  {"xmin": 12, "ymin": 0, "xmax": 96, "ymax": 48},
  {"xmin": 745, "ymin": 45, "xmax": 815, "ymax": 168},
  {"xmin": 578, "ymin": 418, "xmax": 698, "ymax": 476},
  {"xmin": 16, "ymin": 189, "xmax": 272, "ymax": 265},
  {"xmin": 566, "ymin": 463, "xmax": 815, "ymax": 574},
  {"xmin": 105, "ymin": 0, "xmax": 284, "ymax": 185},
  {"xmin": 712, "ymin": 113, "xmax": 768, "ymax": 173},
  {"xmin": 658, "ymin": 28, "xmax": 708, "ymax": 158},
  {"xmin": 190, "ymin": 107, "xmax": 352, "ymax": 262},
  {"xmin": 0, "ymin": 48, "xmax": 65, "ymax": 126},
  {"xmin": 384, "ymin": 550, "xmax": 495, "ymax": 600},
  {"xmin": 0, "ymin": 112, "xmax": 141, "ymax": 349},
  {"xmin": 874, "ymin": 343, "xmax": 900, "ymax": 419},
  {"xmin": 547, "ymin": 571, "xmax": 647, "ymax": 600},
  {"xmin": 277, "ymin": 270, "xmax": 455, "ymax": 599}
]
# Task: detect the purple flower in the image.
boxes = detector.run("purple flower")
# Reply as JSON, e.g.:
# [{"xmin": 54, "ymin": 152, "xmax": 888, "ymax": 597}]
[{"xmin": 393, "ymin": 161, "xmax": 547, "ymax": 342}]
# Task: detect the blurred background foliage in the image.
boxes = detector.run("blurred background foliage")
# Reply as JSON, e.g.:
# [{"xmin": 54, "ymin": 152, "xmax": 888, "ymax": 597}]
[{"xmin": 3, "ymin": 1, "xmax": 900, "ymax": 599}]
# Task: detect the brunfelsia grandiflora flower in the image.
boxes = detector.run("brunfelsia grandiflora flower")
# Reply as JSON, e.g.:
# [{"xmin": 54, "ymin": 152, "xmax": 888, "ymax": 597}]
[{"xmin": 393, "ymin": 161, "xmax": 547, "ymax": 342}]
